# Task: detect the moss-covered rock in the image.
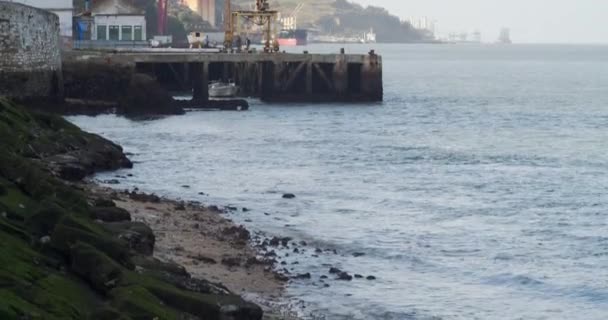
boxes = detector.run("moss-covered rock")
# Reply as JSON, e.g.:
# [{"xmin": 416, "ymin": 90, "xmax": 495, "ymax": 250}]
[
  {"xmin": 0, "ymin": 99, "xmax": 264, "ymax": 320},
  {"xmin": 70, "ymin": 242, "xmax": 123, "ymax": 294},
  {"xmin": 101, "ymin": 221, "xmax": 155, "ymax": 256},
  {"xmin": 91, "ymin": 206, "xmax": 131, "ymax": 222},
  {"xmin": 25, "ymin": 200, "xmax": 67, "ymax": 238}
]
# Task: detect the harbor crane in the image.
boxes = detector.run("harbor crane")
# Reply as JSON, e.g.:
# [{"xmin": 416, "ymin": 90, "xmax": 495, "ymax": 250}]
[{"xmin": 224, "ymin": 0, "xmax": 280, "ymax": 52}]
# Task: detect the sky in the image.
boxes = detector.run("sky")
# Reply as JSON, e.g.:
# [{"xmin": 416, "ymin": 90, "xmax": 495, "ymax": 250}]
[{"xmin": 351, "ymin": 0, "xmax": 608, "ymax": 43}]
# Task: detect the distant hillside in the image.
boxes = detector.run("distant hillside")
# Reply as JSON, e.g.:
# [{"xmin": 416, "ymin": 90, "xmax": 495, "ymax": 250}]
[
  {"xmin": 231, "ymin": 0, "xmax": 429, "ymax": 43},
  {"xmin": 73, "ymin": 0, "xmax": 430, "ymax": 43}
]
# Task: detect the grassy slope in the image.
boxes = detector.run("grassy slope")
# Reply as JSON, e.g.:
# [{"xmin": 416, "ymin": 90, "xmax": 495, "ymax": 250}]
[{"xmin": 0, "ymin": 98, "xmax": 259, "ymax": 320}]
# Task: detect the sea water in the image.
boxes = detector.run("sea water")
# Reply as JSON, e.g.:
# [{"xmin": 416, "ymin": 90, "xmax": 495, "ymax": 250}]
[{"xmin": 69, "ymin": 44, "xmax": 608, "ymax": 319}]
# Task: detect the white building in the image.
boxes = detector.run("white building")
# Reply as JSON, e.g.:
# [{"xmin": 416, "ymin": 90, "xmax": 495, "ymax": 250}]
[
  {"xmin": 91, "ymin": 0, "xmax": 147, "ymax": 41},
  {"xmin": 8, "ymin": 0, "xmax": 73, "ymax": 38}
]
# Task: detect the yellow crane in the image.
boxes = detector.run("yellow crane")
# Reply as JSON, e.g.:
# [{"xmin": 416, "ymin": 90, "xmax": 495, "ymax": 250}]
[{"xmin": 224, "ymin": 0, "xmax": 280, "ymax": 52}]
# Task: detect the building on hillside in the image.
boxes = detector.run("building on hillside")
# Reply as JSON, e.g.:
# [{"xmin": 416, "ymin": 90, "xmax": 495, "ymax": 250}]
[
  {"xmin": 74, "ymin": 0, "xmax": 148, "ymax": 48},
  {"xmin": 91, "ymin": 0, "xmax": 147, "ymax": 41},
  {"xmin": 183, "ymin": 0, "xmax": 216, "ymax": 28},
  {"xmin": 7, "ymin": 0, "xmax": 74, "ymax": 39}
]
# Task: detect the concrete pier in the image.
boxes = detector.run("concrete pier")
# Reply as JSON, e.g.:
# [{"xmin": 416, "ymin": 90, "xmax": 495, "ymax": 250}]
[{"xmin": 64, "ymin": 49, "xmax": 383, "ymax": 103}]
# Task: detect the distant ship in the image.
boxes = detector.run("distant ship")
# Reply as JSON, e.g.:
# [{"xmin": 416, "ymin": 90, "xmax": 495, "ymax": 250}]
[
  {"xmin": 362, "ymin": 28, "xmax": 377, "ymax": 43},
  {"xmin": 277, "ymin": 29, "xmax": 308, "ymax": 46},
  {"xmin": 498, "ymin": 28, "xmax": 512, "ymax": 44}
]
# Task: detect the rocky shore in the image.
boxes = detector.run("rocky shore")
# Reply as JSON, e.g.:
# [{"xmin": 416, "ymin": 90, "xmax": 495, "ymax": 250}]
[{"xmin": 0, "ymin": 98, "xmax": 266, "ymax": 319}]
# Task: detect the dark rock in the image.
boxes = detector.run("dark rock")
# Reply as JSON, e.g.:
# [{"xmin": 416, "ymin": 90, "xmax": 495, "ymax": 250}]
[
  {"xmin": 174, "ymin": 203, "xmax": 186, "ymax": 211},
  {"xmin": 329, "ymin": 267, "xmax": 342, "ymax": 274},
  {"xmin": 132, "ymin": 256, "xmax": 231, "ymax": 296},
  {"xmin": 221, "ymin": 257, "xmax": 242, "ymax": 268},
  {"xmin": 320, "ymin": 275, "xmax": 328, "ymax": 279},
  {"xmin": 198, "ymin": 192, "xmax": 205, "ymax": 195},
  {"xmin": 293, "ymin": 248, "xmax": 300, "ymax": 253},
  {"xmin": 222, "ymin": 225, "xmax": 251, "ymax": 241},
  {"xmin": 282, "ymin": 193, "xmax": 296, "ymax": 199},
  {"xmin": 177, "ymin": 276, "xmax": 232, "ymax": 297},
  {"xmin": 70, "ymin": 242, "xmax": 122, "ymax": 294},
  {"xmin": 118, "ymin": 73, "xmax": 184, "ymax": 116},
  {"xmin": 269, "ymin": 237, "xmax": 280, "ymax": 246},
  {"xmin": 354, "ymin": 274, "xmax": 363, "ymax": 279},
  {"xmin": 208, "ymin": 205, "xmax": 221, "ymax": 212},
  {"xmin": 132, "ymin": 256, "xmax": 189, "ymax": 278},
  {"xmin": 181, "ymin": 185, "xmax": 190, "ymax": 189},
  {"xmin": 366, "ymin": 275, "xmax": 377, "ymax": 280},
  {"xmin": 245, "ymin": 257, "xmax": 273, "ymax": 267},
  {"xmin": 264, "ymin": 251, "xmax": 277, "ymax": 258},
  {"xmin": 128, "ymin": 191, "xmax": 161, "ymax": 203},
  {"xmin": 299, "ymin": 241, "xmax": 308, "ymax": 246},
  {"xmin": 274, "ymin": 274, "xmax": 289, "ymax": 282},
  {"xmin": 188, "ymin": 254, "xmax": 217, "ymax": 265},
  {"xmin": 57, "ymin": 162, "xmax": 88, "ymax": 181},
  {"xmin": 281, "ymin": 237, "xmax": 292, "ymax": 246},
  {"xmin": 104, "ymin": 179, "xmax": 121, "ymax": 185},
  {"xmin": 226, "ymin": 206, "xmax": 238, "ymax": 211},
  {"xmin": 90, "ymin": 207, "xmax": 131, "ymax": 223},
  {"xmin": 269, "ymin": 236, "xmax": 292, "ymax": 247},
  {"xmin": 337, "ymin": 272, "xmax": 353, "ymax": 281},
  {"xmin": 93, "ymin": 198, "xmax": 116, "ymax": 208},
  {"xmin": 242, "ymin": 207, "xmax": 250, "ymax": 212},
  {"xmin": 294, "ymin": 273, "xmax": 311, "ymax": 279},
  {"xmin": 102, "ymin": 221, "xmax": 155, "ymax": 256},
  {"xmin": 353, "ymin": 252, "xmax": 366, "ymax": 257},
  {"xmin": 315, "ymin": 248, "xmax": 323, "ymax": 253},
  {"xmin": 26, "ymin": 202, "xmax": 66, "ymax": 237}
]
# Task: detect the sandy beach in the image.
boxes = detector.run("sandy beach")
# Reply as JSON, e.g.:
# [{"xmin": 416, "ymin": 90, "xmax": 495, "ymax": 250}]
[{"xmin": 86, "ymin": 184, "xmax": 298, "ymax": 319}]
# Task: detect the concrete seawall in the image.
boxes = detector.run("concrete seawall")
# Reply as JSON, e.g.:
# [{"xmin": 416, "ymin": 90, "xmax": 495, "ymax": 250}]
[{"xmin": 0, "ymin": 1, "xmax": 63, "ymax": 100}]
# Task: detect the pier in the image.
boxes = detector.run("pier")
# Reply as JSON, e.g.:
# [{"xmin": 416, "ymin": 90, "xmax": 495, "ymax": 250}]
[{"xmin": 64, "ymin": 49, "xmax": 383, "ymax": 104}]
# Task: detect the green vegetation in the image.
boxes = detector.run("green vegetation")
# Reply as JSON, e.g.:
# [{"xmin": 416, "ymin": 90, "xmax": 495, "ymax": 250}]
[{"xmin": 0, "ymin": 98, "xmax": 261, "ymax": 319}]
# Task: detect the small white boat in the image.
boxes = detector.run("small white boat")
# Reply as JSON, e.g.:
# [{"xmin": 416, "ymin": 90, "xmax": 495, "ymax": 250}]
[{"xmin": 208, "ymin": 81, "xmax": 239, "ymax": 98}]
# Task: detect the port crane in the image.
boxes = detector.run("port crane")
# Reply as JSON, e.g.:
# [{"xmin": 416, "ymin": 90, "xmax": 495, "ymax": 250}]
[{"xmin": 224, "ymin": 0, "xmax": 279, "ymax": 52}]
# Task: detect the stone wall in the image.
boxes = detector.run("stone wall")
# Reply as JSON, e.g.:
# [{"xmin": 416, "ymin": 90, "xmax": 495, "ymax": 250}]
[{"xmin": 0, "ymin": 1, "xmax": 63, "ymax": 100}]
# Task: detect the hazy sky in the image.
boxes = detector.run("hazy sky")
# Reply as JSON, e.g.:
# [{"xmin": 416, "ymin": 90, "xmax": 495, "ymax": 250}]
[{"xmin": 352, "ymin": 0, "xmax": 608, "ymax": 43}]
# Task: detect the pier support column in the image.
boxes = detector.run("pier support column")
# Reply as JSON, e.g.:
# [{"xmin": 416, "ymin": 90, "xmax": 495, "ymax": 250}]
[
  {"xmin": 361, "ymin": 52, "xmax": 383, "ymax": 101},
  {"xmin": 306, "ymin": 62, "xmax": 313, "ymax": 95},
  {"xmin": 183, "ymin": 62, "xmax": 190, "ymax": 86},
  {"xmin": 260, "ymin": 62, "xmax": 275, "ymax": 101},
  {"xmin": 333, "ymin": 55, "xmax": 349, "ymax": 98},
  {"xmin": 274, "ymin": 62, "xmax": 284, "ymax": 93},
  {"xmin": 192, "ymin": 62, "xmax": 209, "ymax": 104}
]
